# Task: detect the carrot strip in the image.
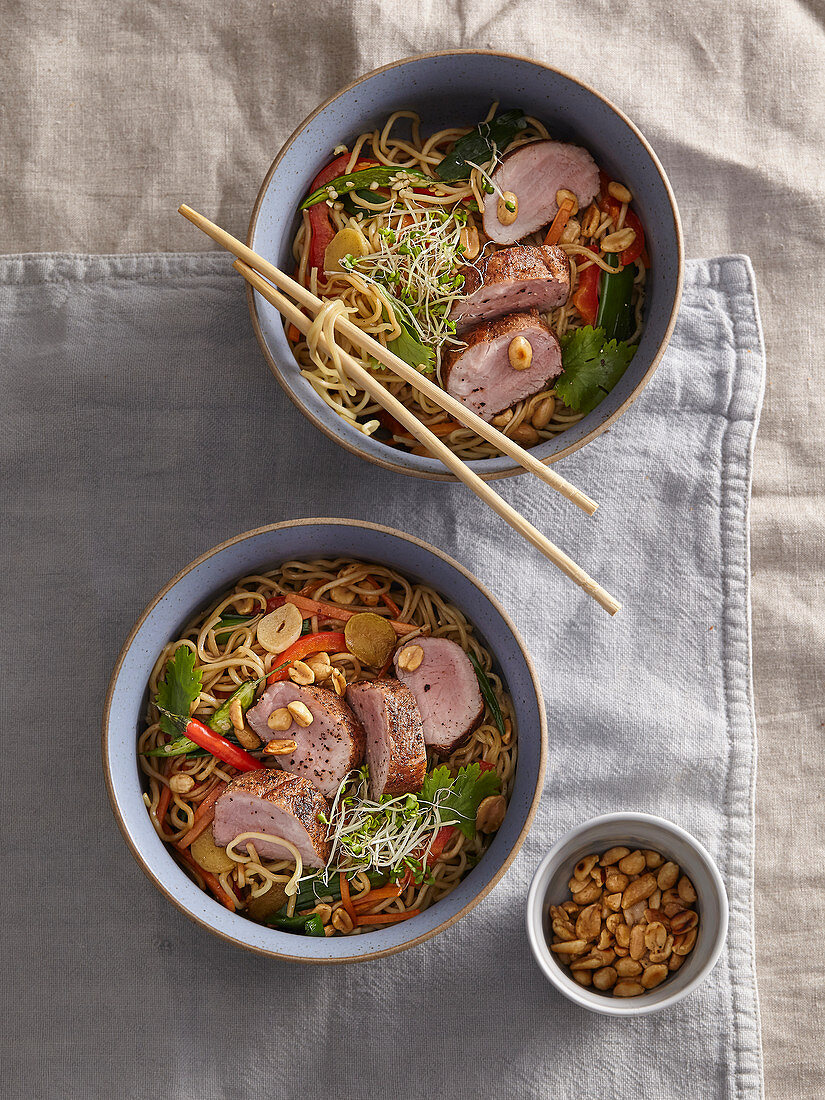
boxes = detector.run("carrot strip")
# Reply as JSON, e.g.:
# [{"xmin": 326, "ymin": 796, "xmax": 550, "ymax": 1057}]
[
  {"xmin": 284, "ymin": 594, "xmax": 418, "ymax": 635},
  {"xmin": 286, "ymin": 323, "xmax": 301, "ymax": 343},
  {"xmin": 177, "ymin": 781, "xmax": 228, "ymax": 848},
  {"xmin": 174, "ymin": 845, "xmax": 237, "ymax": 912},
  {"xmin": 544, "ymin": 199, "xmax": 575, "ymax": 245},
  {"xmin": 352, "ymin": 885, "xmax": 403, "ymax": 910},
  {"xmin": 362, "ymin": 575, "xmax": 403, "ymax": 619},
  {"xmin": 155, "ymin": 784, "xmax": 172, "ymax": 829},
  {"xmin": 356, "ymin": 908, "xmax": 421, "ymax": 926},
  {"xmin": 339, "ymin": 872, "xmax": 357, "ymax": 925}
]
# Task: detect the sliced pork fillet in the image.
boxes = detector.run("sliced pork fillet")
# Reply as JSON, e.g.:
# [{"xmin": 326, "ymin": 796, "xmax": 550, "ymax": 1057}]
[
  {"xmin": 442, "ymin": 310, "xmax": 562, "ymax": 422},
  {"xmin": 393, "ymin": 636, "xmax": 484, "ymax": 756},
  {"xmin": 345, "ymin": 679, "xmax": 426, "ymax": 799},
  {"xmin": 246, "ymin": 681, "xmax": 365, "ymax": 798},
  {"xmin": 482, "ymin": 140, "xmax": 599, "ymax": 245},
  {"xmin": 452, "ymin": 245, "xmax": 570, "ymax": 331},
  {"xmin": 212, "ymin": 769, "xmax": 330, "ymax": 868}
]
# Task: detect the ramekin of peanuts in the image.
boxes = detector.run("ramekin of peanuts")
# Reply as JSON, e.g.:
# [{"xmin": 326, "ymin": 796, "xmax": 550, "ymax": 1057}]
[{"xmin": 526, "ymin": 814, "xmax": 729, "ymax": 1016}]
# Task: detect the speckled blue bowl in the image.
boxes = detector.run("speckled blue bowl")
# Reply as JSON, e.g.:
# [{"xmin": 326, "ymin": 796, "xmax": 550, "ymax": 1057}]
[
  {"xmin": 247, "ymin": 50, "xmax": 683, "ymax": 481},
  {"xmin": 102, "ymin": 519, "xmax": 547, "ymax": 962}
]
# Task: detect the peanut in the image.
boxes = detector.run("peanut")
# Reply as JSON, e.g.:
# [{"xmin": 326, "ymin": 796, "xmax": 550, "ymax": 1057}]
[
  {"xmin": 600, "ymin": 847, "xmax": 631, "ymax": 866},
  {"xmin": 678, "ymin": 875, "xmax": 698, "ymax": 904},
  {"xmin": 575, "ymin": 903, "xmax": 601, "ymax": 942},
  {"xmin": 621, "ymin": 873, "xmax": 657, "ymax": 909},
  {"xmin": 396, "ymin": 644, "xmax": 424, "ymax": 672},
  {"xmin": 593, "ymin": 966, "xmax": 618, "ymax": 991},
  {"xmin": 615, "ymin": 956, "xmax": 643, "ymax": 978},
  {"xmin": 286, "ymin": 701, "xmax": 313, "ymax": 727},
  {"xmin": 613, "ymin": 979, "xmax": 645, "ymax": 997},
  {"xmin": 476, "ymin": 795, "xmax": 506, "ymax": 833},
  {"xmin": 641, "ymin": 964, "xmax": 668, "ymax": 990},
  {"xmin": 574, "ymin": 854, "xmax": 599, "ymax": 881},
  {"xmin": 657, "ymin": 862, "xmax": 680, "ymax": 891},
  {"xmin": 618, "ymin": 850, "xmax": 646, "ymax": 876},
  {"xmin": 267, "ymin": 707, "xmax": 292, "ymax": 732}
]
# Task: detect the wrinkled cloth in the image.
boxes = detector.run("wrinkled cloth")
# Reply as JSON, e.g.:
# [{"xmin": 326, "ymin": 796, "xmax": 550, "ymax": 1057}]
[{"xmin": 0, "ymin": 252, "xmax": 763, "ymax": 1098}]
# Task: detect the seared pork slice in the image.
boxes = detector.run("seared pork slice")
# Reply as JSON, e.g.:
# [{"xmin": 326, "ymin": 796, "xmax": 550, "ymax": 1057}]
[
  {"xmin": 345, "ymin": 679, "xmax": 426, "ymax": 799},
  {"xmin": 247, "ymin": 681, "xmax": 365, "ymax": 798},
  {"xmin": 393, "ymin": 636, "xmax": 484, "ymax": 756},
  {"xmin": 452, "ymin": 245, "xmax": 570, "ymax": 331},
  {"xmin": 442, "ymin": 310, "xmax": 562, "ymax": 422},
  {"xmin": 212, "ymin": 769, "xmax": 330, "ymax": 868},
  {"xmin": 482, "ymin": 140, "xmax": 599, "ymax": 245}
]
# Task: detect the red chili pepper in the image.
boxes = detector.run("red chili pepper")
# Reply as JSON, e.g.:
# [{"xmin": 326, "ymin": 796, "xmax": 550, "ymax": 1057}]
[
  {"xmin": 266, "ymin": 631, "xmax": 349, "ymax": 683},
  {"xmin": 305, "ymin": 154, "xmax": 377, "ymax": 283},
  {"xmin": 571, "ymin": 261, "xmax": 600, "ymax": 326},
  {"xmin": 159, "ymin": 710, "xmax": 260, "ymax": 773}
]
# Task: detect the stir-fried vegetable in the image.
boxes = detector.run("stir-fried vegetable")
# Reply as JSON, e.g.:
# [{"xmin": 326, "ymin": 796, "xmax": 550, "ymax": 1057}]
[
  {"xmin": 300, "ymin": 165, "xmax": 431, "ymax": 210},
  {"xmin": 468, "ymin": 652, "xmax": 507, "ymax": 741},
  {"xmin": 434, "ymin": 108, "xmax": 527, "ymax": 182},
  {"xmin": 265, "ymin": 631, "xmax": 348, "ymax": 684},
  {"xmin": 344, "ymin": 612, "xmax": 397, "ymax": 668},
  {"xmin": 556, "ymin": 325, "xmax": 637, "ymax": 414},
  {"xmin": 596, "ymin": 254, "xmax": 636, "ymax": 343},
  {"xmin": 156, "ymin": 708, "xmax": 261, "ymax": 772},
  {"xmin": 274, "ymin": 593, "xmax": 418, "ymax": 636},
  {"xmin": 267, "ymin": 912, "xmax": 326, "ymax": 936},
  {"xmin": 571, "ymin": 262, "xmax": 601, "ymax": 327}
]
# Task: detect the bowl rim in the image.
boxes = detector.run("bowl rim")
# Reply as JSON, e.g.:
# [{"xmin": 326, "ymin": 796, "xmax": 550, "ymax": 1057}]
[
  {"xmin": 101, "ymin": 517, "xmax": 548, "ymax": 963},
  {"xmin": 525, "ymin": 811, "xmax": 729, "ymax": 1016},
  {"xmin": 246, "ymin": 48, "xmax": 685, "ymax": 483}
]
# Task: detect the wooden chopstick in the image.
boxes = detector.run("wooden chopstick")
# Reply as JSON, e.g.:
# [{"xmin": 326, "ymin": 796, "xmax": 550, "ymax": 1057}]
[
  {"xmin": 178, "ymin": 204, "xmax": 597, "ymax": 517},
  {"xmin": 234, "ymin": 258, "xmax": 620, "ymax": 615}
]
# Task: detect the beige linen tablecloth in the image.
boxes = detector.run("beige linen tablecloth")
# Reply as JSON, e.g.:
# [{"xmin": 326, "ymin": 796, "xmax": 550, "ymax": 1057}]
[{"xmin": 3, "ymin": 3, "xmax": 822, "ymax": 1096}]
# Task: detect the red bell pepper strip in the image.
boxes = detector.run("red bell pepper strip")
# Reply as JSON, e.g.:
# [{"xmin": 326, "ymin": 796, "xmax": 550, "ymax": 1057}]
[
  {"xmin": 597, "ymin": 172, "xmax": 646, "ymax": 266},
  {"xmin": 266, "ymin": 632, "xmax": 349, "ymax": 684},
  {"xmin": 305, "ymin": 154, "xmax": 377, "ymax": 281},
  {"xmin": 157, "ymin": 708, "xmax": 260, "ymax": 772},
  {"xmin": 571, "ymin": 261, "xmax": 600, "ymax": 326}
]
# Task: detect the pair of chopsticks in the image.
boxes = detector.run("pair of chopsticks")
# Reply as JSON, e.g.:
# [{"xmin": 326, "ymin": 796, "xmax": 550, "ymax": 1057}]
[{"xmin": 178, "ymin": 205, "xmax": 620, "ymax": 616}]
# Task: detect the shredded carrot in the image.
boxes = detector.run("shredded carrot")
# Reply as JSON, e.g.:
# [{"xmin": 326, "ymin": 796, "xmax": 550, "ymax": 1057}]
[
  {"xmin": 356, "ymin": 908, "xmax": 421, "ymax": 926},
  {"xmin": 363, "ymin": 575, "xmax": 402, "ymax": 618},
  {"xmin": 155, "ymin": 784, "xmax": 172, "ymax": 829},
  {"xmin": 284, "ymin": 593, "xmax": 418, "ymax": 635},
  {"xmin": 174, "ymin": 845, "xmax": 237, "ymax": 912},
  {"xmin": 287, "ymin": 323, "xmax": 301, "ymax": 343},
  {"xmin": 339, "ymin": 872, "xmax": 357, "ymax": 925},
  {"xmin": 353, "ymin": 885, "xmax": 403, "ymax": 910},
  {"xmin": 544, "ymin": 199, "xmax": 575, "ymax": 245},
  {"xmin": 177, "ymin": 781, "xmax": 228, "ymax": 848}
]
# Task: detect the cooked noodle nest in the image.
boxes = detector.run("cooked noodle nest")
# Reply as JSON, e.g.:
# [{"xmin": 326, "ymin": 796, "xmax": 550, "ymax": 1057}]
[
  {"xmin": 290, "ymin": 106, "xmax": 647, "ymax": 459},
  {"xmin": 139, "ymin": 556, "xmax": 516, "ymax": 935}
]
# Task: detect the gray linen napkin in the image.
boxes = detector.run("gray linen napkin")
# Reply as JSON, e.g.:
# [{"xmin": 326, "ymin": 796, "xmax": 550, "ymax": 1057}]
[{"xmin": 0, "ymin": 253, "xmax": 764, "ymax": 1099}]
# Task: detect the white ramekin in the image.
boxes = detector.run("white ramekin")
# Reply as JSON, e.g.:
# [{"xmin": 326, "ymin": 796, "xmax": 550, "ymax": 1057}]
[{"xmin": 526, "ymin": 813, "xmax": 728, "ymax": 1016}]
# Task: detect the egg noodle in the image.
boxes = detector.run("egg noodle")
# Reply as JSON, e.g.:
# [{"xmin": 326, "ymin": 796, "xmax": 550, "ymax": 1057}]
[
  {"xmin": 139, "ymin": 557, "xmax": 516, "ymax": 935},
  {"xmin": 289, "ymin": 104, "xmax": 647, "ymax": 460}
]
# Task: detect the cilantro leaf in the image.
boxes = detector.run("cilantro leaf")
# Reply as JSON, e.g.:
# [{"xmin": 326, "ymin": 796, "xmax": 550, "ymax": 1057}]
[
  {"xmin": 556, "ymin": 325, "xmax": 637, "ymax": 414},
  {"xmin": 155, "ymin": 645, "xmax": 202, "ymax": 737},
  {"xmin": 421, "ymin": 763, "xmax": 501, "ymax": 840}
]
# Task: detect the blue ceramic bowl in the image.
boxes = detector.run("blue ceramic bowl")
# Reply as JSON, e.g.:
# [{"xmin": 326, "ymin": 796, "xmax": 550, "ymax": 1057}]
[
  {"xmin": 102, "ymin": 519, "xmax": 547, "ymax": 962},
  {"xmin": 247, "ymin": 50, "xmax": 683, "ymax": 481}
]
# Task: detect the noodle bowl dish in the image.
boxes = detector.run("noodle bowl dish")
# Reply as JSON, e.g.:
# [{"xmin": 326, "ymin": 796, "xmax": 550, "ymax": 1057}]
[
  {"xmin": 249, "ymin": 52, "xmax": 682, "ymax": 479},
  {"xmin": 102, "ymin": 520, "xmax": 547, "ymax": 961}
]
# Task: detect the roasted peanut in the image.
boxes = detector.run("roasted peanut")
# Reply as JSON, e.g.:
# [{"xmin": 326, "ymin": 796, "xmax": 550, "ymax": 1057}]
[
  {"xmin": 305, "ymin": 652, "xmax": 332, "ymax": 681},
  {"xmin": 670, "ymin": 909, "xmax": 699, "ymax": 935},
  {"xmin": 648, "ymin": 935, "xmax": 674, "ymax": 964},
  {"xmin": 645, "ymin": 922, "xmax": 667, "ymax": 952},
  {"xmin": 572, "ymin": 881, "xmax": 601, "ymax": 906},
  {"xmin": 657, "ymin": 861, "xmax": 680, "ymax": 890},
  {"xmin": 669, "ymin": 952, "xmax": 686, "ymax": 971},
  {"xmin": 550, "ymin": 939, "xmax": 588, "ymax": 956},
  {"xmin": 575, "ymin": 903, "xmax": 602, "ymax": 942},
  {"xmin": 330, "ymin": 668, "xmax": 347, "ymax": 696},
  {"xmin": 615, "ymin": 956, "xmax": 643, "ymax": 978},
  {"xmin": 572, "ymin": 969, "xmax": 592, "ymax": 987},
  {"xmin": 615, "ymin": 923, "xmax": 631, "ymax": 949},
  {"xmin": 288, "ymin": 660, "xmax": 315, "ymax": 686},
  {"xmin": 508, "ymin": 335, "xmax": 533, "ymax": 371},
  {"xmin": 605, "ymin": 871, "xmax": 630, "ymax": 893},
  {"xmin": 286, "ymin": 700, "xmax": 313, "ymax": 727},
  {"xmin": 509, "ymin": 423, "xmax": 540, "ymax": 446},
  {"xmin": 530, "ymin": 396, "xmax": 556, "ymax": 430},
  {"xmin": 497, "ymin": 191, "xmax": 518, "ymax": 225},
  {"xmin": 613, "ymin": 979, "xmax": 645, "ymax": 997},
  {"xmin": 622, "ymin": 873, "xmax": 657, "ymax": 909},
  {"xmin": 581, "ymin": 203, "xmax": 601, "ymax": 237},
  {"xmin": 644, "ymin": 850, "xmax": 664, "ymax": 869},
  {"xmin": 476, "ymin": 795, "xmax": 506, "ymax": 833},
  {"xmin": 267, "ymin": 707, "xmax": 292, "ymax": 732},
  {"xmin": 601, "ymin": 227, "xmax": 636, "ymax": 253},
  {"xmin": 331, "ymin": 907, "xmax": 354, "ymax": 934},
  {"xmin": 618, "ymin": 850, "xmax": 646, "ymax": 876},
  {"xmin": 605, "ymin": 892, "xmax": 623, "ymax": 912},
  {"xmin": 552, "ymin": 918, "xmax": 577, "ymax": 942},
  {"xmin": 673, "ymin": 928, "xmax": 698, "ymax": 956},
  {"xmin": 262, "ymin": 738, "xmax": 297, "ymax": 756},
  {"xmin": 593, "ymin": 966, "xmax": 618, "ymax": 991},
  {"xmin": 600, "ymin": 846, "xmax": 631, "ymax": 867},
  {"xmin": 574, "ymin": 854, "xmax": 599, "ymax": 881},
  {"xmin": 555, "ymin": 188, "xmax": 579, "ymax": 215},
  {"xmin": 641, "ymin": 964, "xmax": 668, "ymax": 989},
  {"xmin": 396, "ymin": 644, "xmax": 424, "ymax": 672},
  {"xmin": 608, "ymin": 181, "xmax": 633, "ymax": 204},
  {"xmin": 169, "ymin": 773, "xmax": 194, "ymax": 794},
  {"xmin": 678, "ymin": 875, "xmax": 698, "ymax": 904},
  {"xmin": 629, "ymin": 924, "xmax": 646, "ymax": 960}
]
